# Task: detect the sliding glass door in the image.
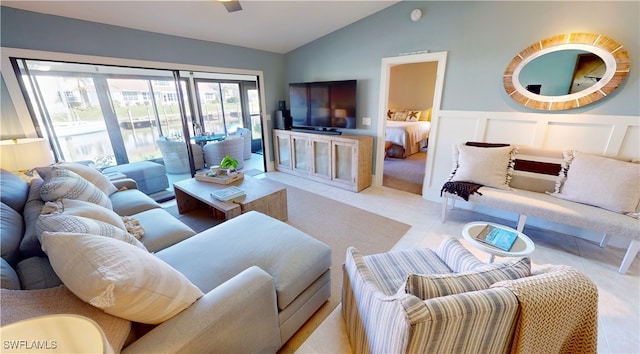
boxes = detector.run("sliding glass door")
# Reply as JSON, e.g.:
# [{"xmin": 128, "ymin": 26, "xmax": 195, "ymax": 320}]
[{"xmin": 12, "ymin": 58, "xmax": 261, "ymax": 171}]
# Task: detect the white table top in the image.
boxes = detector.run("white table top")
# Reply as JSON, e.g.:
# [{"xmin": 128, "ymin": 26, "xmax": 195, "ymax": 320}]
[{"xmin": 462, "ymin": 221, "xmax": 535, "ymax": 260}]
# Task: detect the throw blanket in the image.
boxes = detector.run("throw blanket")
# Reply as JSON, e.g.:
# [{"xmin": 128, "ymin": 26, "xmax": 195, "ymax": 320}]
[
  {"xmin": 440, "ymin": 181, "xmax": 483, "ymax": 201},
  {"xmin": 493, "ymin": 266, "xmax": 598, "ymax": 354}
]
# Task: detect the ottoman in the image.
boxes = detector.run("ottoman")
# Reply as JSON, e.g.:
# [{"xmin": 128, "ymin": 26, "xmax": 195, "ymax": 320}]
[
  {"xmin": 103, "ymin": 161, "xmax": 169, "ymax": 195},
  {"xmin": 155, "ymin": 211, "xmax": 332, "ymax": 345}
]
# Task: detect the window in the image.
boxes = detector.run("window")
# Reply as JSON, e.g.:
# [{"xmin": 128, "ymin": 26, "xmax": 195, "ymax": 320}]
[{"xmin": 11, "ymin": 57, "xmax": 262, "ymax": 170}]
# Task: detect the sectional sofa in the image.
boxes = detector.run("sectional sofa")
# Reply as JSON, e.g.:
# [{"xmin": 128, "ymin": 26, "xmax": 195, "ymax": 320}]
[{"xmin": 0, "ymin": 163, "xmax": 331, "ymax": 353}]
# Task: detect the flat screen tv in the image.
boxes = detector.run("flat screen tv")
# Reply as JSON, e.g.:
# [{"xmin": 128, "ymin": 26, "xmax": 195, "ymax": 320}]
[{"xmin": 289, "ymin": 80, "xmax": 357, "ymax": 130}]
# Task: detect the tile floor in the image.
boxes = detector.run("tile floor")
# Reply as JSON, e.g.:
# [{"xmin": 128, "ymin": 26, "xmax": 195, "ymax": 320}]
[{"xmin": 256, "ymin": 171, "xmax": 640, "ymax": 354}]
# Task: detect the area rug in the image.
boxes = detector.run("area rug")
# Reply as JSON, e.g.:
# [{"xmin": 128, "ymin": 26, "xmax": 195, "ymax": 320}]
[
  {"xmin": 383, "ymin": 151, "xmax": 427, "ymax": 195},
  {"xmin": 164, "ymin": 183, "xmax": 410, "ymax": 352}
]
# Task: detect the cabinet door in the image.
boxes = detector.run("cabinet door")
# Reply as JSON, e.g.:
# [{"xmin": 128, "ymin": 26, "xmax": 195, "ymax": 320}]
[
  {"xmin": 310, "ymin": 138, "xmax": 330, "ymax": 179},
  {"xmin": 274, "ymin": 132, "xmax": 292, "ymax": 170},
  {"xmin": 292, "ymin": 135, "xmax": 309, "ymax": 173},
  {"xmin": 332, "ymin": 140, "xmax": 356, "ymax": 186}
]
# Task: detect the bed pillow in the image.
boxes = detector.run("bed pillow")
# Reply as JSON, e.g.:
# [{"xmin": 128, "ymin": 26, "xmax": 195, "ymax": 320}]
[
  {"xmin": 406, "ymin": 110, "xmax": 422, "ymax": 122},
  {"xmin": 551, "ymin": 151, "xmax": 640, "ymax": 214},
  {"xmin": 404, "ymin": 257, "xmax": 531, "ymax": 300},
  {"xmin": 40, "ymin": 232, "xmax": 204, "ymax": 324},
  {"xmin": 40, "ymin": 168, "xmax": 112, "ymax": 209},
  {"xmin": 449, "ymin": 144, "xmax": 518, "ymax": 190},
  {"xmin": 392, "ymin": 110, "xmax": 408, "ymax": 121},
  {"xmin": 420, "ymin": 108, "xmax": 432, "ymax": 121}
]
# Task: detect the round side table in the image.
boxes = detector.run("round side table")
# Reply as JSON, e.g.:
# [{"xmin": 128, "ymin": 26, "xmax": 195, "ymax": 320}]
[{"xmin": 462, "ymin": 221, "xmax": 535, "ymax": 263}]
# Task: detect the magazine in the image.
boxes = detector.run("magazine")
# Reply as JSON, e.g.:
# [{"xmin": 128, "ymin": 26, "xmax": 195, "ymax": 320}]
[
  {"xmin": 475, "ymin": 225, "xmax": 518, "ymax": 251},
  {"xmin": 210, "ymin": 186, "xmax": 245, "ymax": 202}
]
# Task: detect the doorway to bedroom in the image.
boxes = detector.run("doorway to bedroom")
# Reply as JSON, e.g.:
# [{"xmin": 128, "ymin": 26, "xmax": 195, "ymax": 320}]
[{"xmin": 377, "ymin": 52, "xmax": 446, "ymax": 195}]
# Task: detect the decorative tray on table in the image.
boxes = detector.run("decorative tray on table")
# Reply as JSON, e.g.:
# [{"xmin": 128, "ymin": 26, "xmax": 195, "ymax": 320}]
[{"xmin": 195, "ymin": 171, "xmax": 244, "ymax": 184}]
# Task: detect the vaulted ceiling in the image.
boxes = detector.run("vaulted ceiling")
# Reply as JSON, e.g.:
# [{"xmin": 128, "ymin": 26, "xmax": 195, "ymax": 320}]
[{"xmin": 2, "ymin": 1, "xmax": 399, "ymax": 54}]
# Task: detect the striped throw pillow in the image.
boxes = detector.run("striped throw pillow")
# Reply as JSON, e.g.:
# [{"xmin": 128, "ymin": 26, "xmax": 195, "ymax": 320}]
[{"xmin": 405, "ymin": 257, "xmax": 531, "ymax": 300}]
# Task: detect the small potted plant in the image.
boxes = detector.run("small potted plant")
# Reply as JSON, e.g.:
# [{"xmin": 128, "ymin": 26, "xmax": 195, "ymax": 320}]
[{"xmin": 218, "ymin": 155, "xmax": 239, "ymax": 176}]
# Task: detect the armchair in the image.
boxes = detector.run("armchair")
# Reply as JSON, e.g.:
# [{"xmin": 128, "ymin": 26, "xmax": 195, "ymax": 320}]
[
  {"xmin": 342, "ymin": 238, "xmax": 598, "ymax": 354},
  {"xmin": 233, "ymin": 127, "xmax": 252, "ymax": 160},
  {"xmin": 202, "ymin": 136, "xmax": 244, "ymax": 169},
  {"xmin": 156, "ymin": 138, "xmax": 204, "ymax": 174}
]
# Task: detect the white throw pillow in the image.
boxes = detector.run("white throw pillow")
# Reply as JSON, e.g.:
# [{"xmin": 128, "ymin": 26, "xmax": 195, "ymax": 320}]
[
  {"xmin": 44, "ymin": 199, "xmax": 127, "ymax": 230},
  {"xmin": 406, "ymin": 110, "xmax": 422, "ymax": 122},
  {"xmin": 40, "ymin": 232, "xmax": 204, "ymax": 324},
  {"xmin": 551, "ymin": 151, "xmax": 640, "ymax": 214},
  {"xmin": 449, "ymin": 145, "xmax": 518, "ymax": 190},
  {"xmin": 40, "ymin": 168, "xmax": 112, "ymax": 209},
  {"xmin": 36, "ymin": 213, "xmax": 145, "ymax": 250}
]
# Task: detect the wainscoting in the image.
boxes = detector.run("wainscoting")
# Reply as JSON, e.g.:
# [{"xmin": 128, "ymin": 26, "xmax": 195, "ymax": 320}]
[{"xmin": 422, "ymin": 110, "xmax": 639, "ymax": 246}]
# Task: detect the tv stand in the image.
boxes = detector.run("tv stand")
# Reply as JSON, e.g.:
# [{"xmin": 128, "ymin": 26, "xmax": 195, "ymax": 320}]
[
  {"xmin": 291, "ymin": 127, "xmax": 342, "ymax": 135},
  {"xmin": 273, "ymin": 130, "xmax": 373, "ymax": 192}
]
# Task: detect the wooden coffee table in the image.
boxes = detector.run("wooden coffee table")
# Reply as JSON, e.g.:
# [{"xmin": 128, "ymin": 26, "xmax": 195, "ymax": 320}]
[
  {"xmin": 462, "ymin": 221, "xmax": 535, "ymax": 263},
  {"xmin": 173, "ymin": 175, "xmax": 288, "ymax": 221}
]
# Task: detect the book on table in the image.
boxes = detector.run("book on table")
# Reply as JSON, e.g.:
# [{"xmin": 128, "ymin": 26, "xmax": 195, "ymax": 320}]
[
  {"xmin": 475, "ymin": 225, "xmax": 518, "ymax": 251},
  {"xmin": 210, "ymin": 186, "xmax": 245, "ymax": 202}
]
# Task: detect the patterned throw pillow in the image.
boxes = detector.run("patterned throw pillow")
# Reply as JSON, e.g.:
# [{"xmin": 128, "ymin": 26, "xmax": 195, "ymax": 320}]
[
  {"xmin": 36, "ymin": 213, "xmax": 145, "ymax": 250},
  {"xmin": 37, "ymin": 162, "xmax": 117, "ymax": 196},
  {"xmin": 40, "ymin": 232, "xmax": 204, "ymax": 324},
  {"xmin": 43, "ymin": 199, "xmax": 127, "ymax": 230},
  {"xmin": 406, "ymin": 110, "xmax": 422, "ymax": 122},
  {"xmin": 40, "ymin": 168, "xmax": 112, "ymax": 209},
  {"xmin": 405, "ymin": 257, "xmax": 531, "ymax": 300}
]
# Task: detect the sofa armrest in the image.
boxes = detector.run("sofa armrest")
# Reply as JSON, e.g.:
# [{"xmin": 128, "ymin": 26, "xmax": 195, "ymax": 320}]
[
  {"xmin": 122, "ymin": 266, "xmax": 281, "ymax": 354},
  {"xmin": 112, "ymin": 178, "xmax": 138, "ymax": 191}
]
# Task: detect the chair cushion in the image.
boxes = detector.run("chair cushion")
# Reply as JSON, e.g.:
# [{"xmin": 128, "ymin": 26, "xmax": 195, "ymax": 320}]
[
  {"xmin": 405, "ymin": 257, "xmax": 531, "ymax": 300},
  {"xmin": 0, "ymin": 169, "xmax": 29, "ymax": 212},
  {"xmin": 0, "ymin": 285, "xmax": 131, "ymax": 352},
  {"xmin": 20, "ymin": 178, "xmax": 46, "ymax": 258},
  {"xmin": 1, "ymin": 202, "xmax": 23, "ymax": 265},
  {"xmin": 40, "ymin": 232, "xmax": 204, "ymax": 324},
  {"xmin": 109, "ymin": 189, "xmax": 159, "ymax": 216},
  {"xmin": 40, "ymin": 168, "xmax": 112, "ymax": 209},
  {"xmin": 435, "ymin": 237, "xmax": 483, "ymax": 272}
]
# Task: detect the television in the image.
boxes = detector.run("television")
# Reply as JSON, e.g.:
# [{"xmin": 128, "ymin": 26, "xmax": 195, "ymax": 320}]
[{"xmin": 289, "ymin": 80, "xmax": 357, "ymax": 131}]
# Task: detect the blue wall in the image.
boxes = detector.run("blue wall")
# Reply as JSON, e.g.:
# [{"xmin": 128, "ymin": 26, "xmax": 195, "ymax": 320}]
[
  {"xmin": 2, "ymin": 2, "xmax": 638, "ymax": 162},
  {"xmin": 285, "ymin": 1, "xmax": 639, "ymax": 131}
]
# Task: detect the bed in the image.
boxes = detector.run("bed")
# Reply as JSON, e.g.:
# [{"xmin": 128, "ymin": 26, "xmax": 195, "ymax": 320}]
[{"xmin": 385, "ymin": 109, "xmax": 431, "ymax": 157}]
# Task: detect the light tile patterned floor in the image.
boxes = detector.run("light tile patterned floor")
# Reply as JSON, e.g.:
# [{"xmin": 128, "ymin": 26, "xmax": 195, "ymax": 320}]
[{"xmin": 259, "ymin": 172, "xmax": 640, "ymax": 354}]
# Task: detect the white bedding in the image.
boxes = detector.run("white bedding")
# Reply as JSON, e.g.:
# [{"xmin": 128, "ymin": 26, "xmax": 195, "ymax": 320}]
[{"xmin": 385, "ymin": 120, "xmax": 431, "ymax": 156}]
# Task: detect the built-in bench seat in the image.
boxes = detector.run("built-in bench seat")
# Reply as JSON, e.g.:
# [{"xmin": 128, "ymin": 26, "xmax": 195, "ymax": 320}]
[{"xmin": 441, "ymin": 145, "xmax": 639, "ymax": 274}]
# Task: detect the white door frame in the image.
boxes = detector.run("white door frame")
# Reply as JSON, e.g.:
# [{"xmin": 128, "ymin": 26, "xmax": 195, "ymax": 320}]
[{"xmin": 373, "ymin": 51, "xmax": 448, "ymax": 191}]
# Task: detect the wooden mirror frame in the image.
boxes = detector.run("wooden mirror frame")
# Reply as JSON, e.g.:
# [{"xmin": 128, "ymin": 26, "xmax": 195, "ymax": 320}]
[{"xmin": 504, "ymin": 33, "xmax": 630, "ymax": 110}]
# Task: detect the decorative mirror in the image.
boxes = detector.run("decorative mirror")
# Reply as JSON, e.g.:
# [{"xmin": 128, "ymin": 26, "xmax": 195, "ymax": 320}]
[{"xmin": 504, "ymin": 33, "xmax": 630, "ymax": 110}]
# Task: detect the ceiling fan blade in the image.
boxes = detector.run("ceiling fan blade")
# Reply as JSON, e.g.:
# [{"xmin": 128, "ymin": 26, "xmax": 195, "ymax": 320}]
[{"xmin": 222, "ymin": 0, "xmax": 242, "ymax": 13}]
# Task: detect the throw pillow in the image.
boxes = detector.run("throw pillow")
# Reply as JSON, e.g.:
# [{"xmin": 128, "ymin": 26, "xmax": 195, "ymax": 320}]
[
  {"xmin": 420, "ymin": 107, "xmax": 432, "ymax": 121},
  {"xmin": 36, "ymin": 162, "xmax": 117, "ymax": 196},
  {"xmin": 36, "ymin": 213, "xmax": 146, "ymax": 250},
  {"xmin": 44, "ymin": 199, "xmax": 127, "ymax": 230},
  {"xmin": 404, "ymin": 257, "xmax": 531, "ymax": 300},
  {"xmin": 551, "ymin": 151, "xmax": 640, "ymax": 214},
  {"xmin": 40, "ymin": 168, "xmax": 112, "ymax": 209},
  {"xmin": 40, "ymin": 232, "xmax": 204, "ymax": 324},
  {"xmin": 406, "ymin": 110, "xmax": 422, "ymax": 122},
  {"xmin": 449, "ymin": 144, "xmax": 518, "ymax": 190},
  {"xmin": 0, "ymin": 285, "xmax": 131, "ymax": 352},
  {"xmin": 392, "ymin": 110, "xmax": 408, "ymax": 121}
]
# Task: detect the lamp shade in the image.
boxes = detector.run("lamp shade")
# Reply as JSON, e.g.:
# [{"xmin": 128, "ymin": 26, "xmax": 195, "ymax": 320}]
[{"xmin": 0, "ymin": 138, "xmax": 54, "ymax": 172}]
